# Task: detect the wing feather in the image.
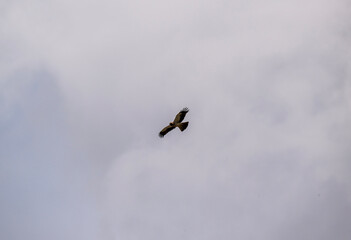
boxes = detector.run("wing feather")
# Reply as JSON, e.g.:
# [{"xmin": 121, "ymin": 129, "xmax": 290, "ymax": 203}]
[
  {"xmin": 173, "ymin": 107, "xmax": 189, "ymax": 124},
  {"xmin": 159, "ymin": 125, "xmax": 175, "ymax": 138}
]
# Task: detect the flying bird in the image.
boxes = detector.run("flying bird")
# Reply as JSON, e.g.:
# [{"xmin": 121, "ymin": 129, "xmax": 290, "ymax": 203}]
[{"xmin": 159, "ymin": 107, "xmax": 189, "ymax": 138}]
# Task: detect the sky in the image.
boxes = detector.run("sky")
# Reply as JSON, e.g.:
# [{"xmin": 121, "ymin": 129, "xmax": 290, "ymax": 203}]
[{"xmin": 1, "ymin": 0, "xmax": 351, "ymax": 239}]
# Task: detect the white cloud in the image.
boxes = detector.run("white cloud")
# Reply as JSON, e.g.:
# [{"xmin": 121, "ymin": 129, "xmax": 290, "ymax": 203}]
[{"xmin": 1, "ymin": 0, "xmax": 350, "ymax": 239}]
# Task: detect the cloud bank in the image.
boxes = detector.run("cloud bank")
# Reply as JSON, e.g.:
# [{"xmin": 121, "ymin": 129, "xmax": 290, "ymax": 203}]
[{"xmin": 1, "ymin": 0, "xmax": 350, "ymax": 239}]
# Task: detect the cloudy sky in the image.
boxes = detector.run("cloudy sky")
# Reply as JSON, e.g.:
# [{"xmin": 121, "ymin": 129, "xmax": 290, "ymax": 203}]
[{"xmin": 1, "ymin": 0, "xmax": 351, "ymax": 239}]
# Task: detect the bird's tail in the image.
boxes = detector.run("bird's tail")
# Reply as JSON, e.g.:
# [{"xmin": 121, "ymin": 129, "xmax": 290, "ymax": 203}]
[{"xmin": 177, "ymin": 122, "xmax": 189, "ymax": 131}]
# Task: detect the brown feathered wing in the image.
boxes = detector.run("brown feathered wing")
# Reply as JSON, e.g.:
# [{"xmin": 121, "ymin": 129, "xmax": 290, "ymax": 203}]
[
  {"xmin": 173, "ymin": 107, "xmax": 189, "ymax": 124},
  {"xmin": 159, "ymin": 125, "xmax": 176, "ymax": 138}
]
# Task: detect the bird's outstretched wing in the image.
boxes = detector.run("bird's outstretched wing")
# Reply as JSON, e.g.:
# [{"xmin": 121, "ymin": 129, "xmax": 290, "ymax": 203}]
[
  {"xmin": 159, "ymin": 125, "xmax": 176, "ymax": 138},
  {"xmin": 173, "ymin": 107, "xmax": 189, "ymax": 124}
]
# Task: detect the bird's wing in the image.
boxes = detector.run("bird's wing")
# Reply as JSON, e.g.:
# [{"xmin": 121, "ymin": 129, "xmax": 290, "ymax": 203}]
[
  {"xmin": 173, "ymin": 107, "xmax": 189, "ymax": 124},
  {"xmin": 159, "ymin": 125, "xmax": 176, "ymax": 138}
]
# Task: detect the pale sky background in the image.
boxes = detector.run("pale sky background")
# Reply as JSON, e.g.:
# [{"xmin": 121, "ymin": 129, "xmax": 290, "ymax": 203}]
[{"xmin": 1, "ymin": 0, "xmax": 351, "ymax": 239}]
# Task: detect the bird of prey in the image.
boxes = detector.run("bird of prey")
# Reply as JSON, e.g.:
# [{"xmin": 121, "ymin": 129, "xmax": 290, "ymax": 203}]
[{"xmin": 159, "ymin": 107, "xmax": 189, "ymax": 138}]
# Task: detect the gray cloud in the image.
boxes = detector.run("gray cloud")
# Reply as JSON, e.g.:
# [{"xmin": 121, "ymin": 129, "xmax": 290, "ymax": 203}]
[{"xmin": 1, "ymin": 0, "xmax": 350, "ymax": 239}]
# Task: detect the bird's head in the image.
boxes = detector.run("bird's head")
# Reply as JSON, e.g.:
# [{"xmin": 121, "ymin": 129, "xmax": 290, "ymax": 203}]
[{"xmin": 169, "ymin": 122, "xmax": 174, "ymax": 126}]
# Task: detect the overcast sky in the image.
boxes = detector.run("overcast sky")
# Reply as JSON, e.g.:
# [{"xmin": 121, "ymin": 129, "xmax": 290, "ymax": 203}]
[{"xmin": 1, "ymin": 0, "xmax": 351, "ymax": 239}]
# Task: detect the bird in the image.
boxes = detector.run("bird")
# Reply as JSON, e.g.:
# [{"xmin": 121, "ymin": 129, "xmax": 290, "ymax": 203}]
[{"xmin": 159, "ymin": 107, "xmax": 189, "ymax": 138}]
